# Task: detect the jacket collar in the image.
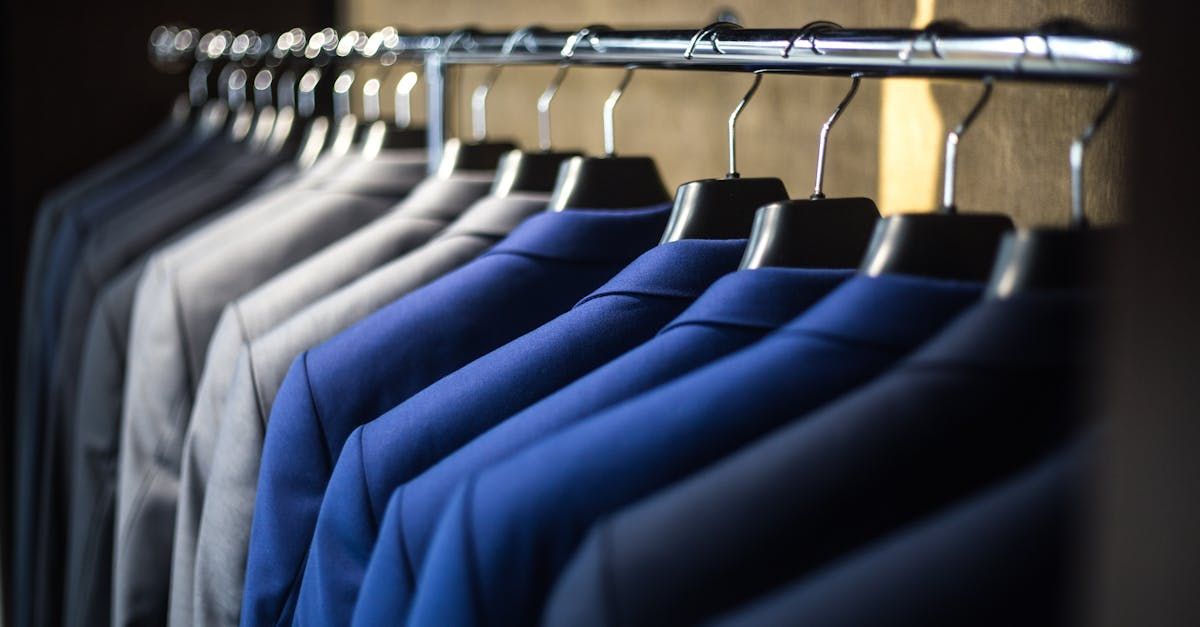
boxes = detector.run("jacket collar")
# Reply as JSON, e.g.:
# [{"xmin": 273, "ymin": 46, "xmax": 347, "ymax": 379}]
[
  {"xmin": 485, "ymin": 203, "xmax": 672, "ymax": 265},
  {"xmin": 576, "ymin": 239, "xmax": 747, "ymax": 306},
  {"xmin": 661, "ymin": 268, "xmax": 853, "ymax": 334},
  {"xmin": 783, "ymin": 273, "xmax": 984, "ymax": 351}
]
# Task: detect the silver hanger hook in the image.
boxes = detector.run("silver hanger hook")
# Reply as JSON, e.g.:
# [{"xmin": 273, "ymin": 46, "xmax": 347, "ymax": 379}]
[
  {"xmin": 684, "ymin": 21, "xmax": 741, "ymax": 60},
  {"xmin": 603, "ymin": 66, "xmax": 636, "ymax": 156},
  {"xmin": 333, "ymin": 68, "xmax": 356, "ymax": 120},
  {"xmin": 899, "ymin": 20, "xmax": 963, "ymax": 63},
  {"xmin": 812, "ymin": 73, "xmax": 863, "ymax": 199},
  {"xmin": 941, "ymin": 76, "xmax": 995, "ymax": 214},
  {"xmin": 727, "ymin": 72, "xmax": 764, "ymax": 178},
  {"xmin": 561, "ymin": 24, "xmax": 609, "ymax": 58},
  {"xmin": 227, "ymin": 67, "xmax": 248, "ymax": 110},
  {"xmin": 1070, "ymin": 83, "xmax": 1119, "ymax": 229},
  {"xmin": 532, "ymin": 24, "xmax": 600, "ymax": 152},
  {"xmin": 467, "ymin": 26, "xmax": 542, "ymax": 142},
  {"xmin": 782, "ymin": 20, "xmax": 842, "ymax": 58},
  {"xmin": 297, "ymin": 67, "xmax": 323, "ymax": 118},
  {"xmin": 394, "ymin": 70, "xmax": 419, "ymax": 129},
  {"xmin": 470, "ymin": 65, "xmax": 502, "ymax": 141},
  {"xmin": 537, "ymin": 66, "xmax": 569, "ymax": 151},
  {"xmin": 253, "ymin": 68, "xmax": 275, "ymax": 109},
  {"xmin": 361, "ymin": 77, "xmax": 381, "ymax": 121}
]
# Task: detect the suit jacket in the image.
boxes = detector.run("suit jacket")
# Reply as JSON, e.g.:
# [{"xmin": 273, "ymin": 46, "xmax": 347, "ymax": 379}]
[
  {"xmin": 11, "ymin": 130, "xmax": 234, "ymax": 627},
  {"xmin": 35, "ymin": 142, "xmax": 286, "ymax": 627},
  {"xmin": 350, "ymin": 267, "xmax": 853, "ymax": 626},
  {"xmin": 113, "ymin": 152, "xmax": 426, "ymax": 627},
  {"xmin": 406, "ymin": 274, "xmax": 983, "ymax": 627},
  {"xmin": 169, "ymin": 173, "xmax": 492, "ymax": 627},
  {"xmin": 241, "ymin": 203, "xmax": 673, "ymax": 627},
  {"xmin": 544, "ymin": 290, "xmax": 1093, "ymax": 626},
  {"xmin": 710, "ymin": 441, "xmax": 1088, "ymax": 627},
  {"xmin": 297, "ymin": 238, "xmax": 747, "ymax": 625},
  {"xmin": 62, "ymin": 265, "xmax": 143, "ymax": 627},
  {"xmin": 189, "ymin": 191, "xmax": 548, "ymax": 627},
  {"xmin": 60, "ymin": 153, "xmax": 365, "ymax": 627}
]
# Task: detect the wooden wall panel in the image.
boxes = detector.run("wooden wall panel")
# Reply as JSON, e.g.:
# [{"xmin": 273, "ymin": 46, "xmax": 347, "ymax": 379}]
[{"xmin": 344, "ymin": 0, "xmax": 1132, "ymax": 226}]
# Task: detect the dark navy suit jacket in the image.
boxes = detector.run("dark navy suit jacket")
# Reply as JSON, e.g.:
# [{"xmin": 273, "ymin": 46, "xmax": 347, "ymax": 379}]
[
  {"xmin": 711, "ymin": 439, "xmax": 1088, "ymax": 627},
  {"xmin": 544, "ymin": 291, "xmax": 1092, "ymax": 626}
]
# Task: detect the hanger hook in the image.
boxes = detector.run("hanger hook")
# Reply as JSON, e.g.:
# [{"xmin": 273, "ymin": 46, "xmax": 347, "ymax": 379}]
[
  {"xmin": 603, "ymin": 66, "xmax": 636, "ymax": 157},
  {"xmin": 253, "ymin": 67, "xmax": 275, "ymax": 109},
  {"xmin": 1071, "ymin": 83, "xmax": 1119, "ymax": 229},
  {"xmin": 470, "ymin": 66, "xmax": 502, "ymax": 141},
  {"xmin": 333, "ymin": 68, "xmax": 356, "ymax": 120},
  {"xmin": 812, "ymin": 73, "xmax": 862, "ymax": 199},
  {"xmin": 467, "ymin": 26, "xmax": 544, "ymax": 143},
  {"xmin": 727, "ymin": 72, "xmax": 764, "ymax": 178},
  {"xmin": 900, "ymin": 20, "xmax": 964, "ymax": 63},
  {"xmin": 685, "ymin": 21, "xmax": 741, "ymax": 60},
  {"xmin": 782, "ymin": 20, "xmax": 842, "ymax": 58},
  {"xmin": 538, "ymin": 66, "xmax": 569, "ymax": 151},
  {"xmin": 941, "ymin": 76, "xmax": 995, "ymax": 214},
  {"xmin": 393, "ymin": 70, "xmax": 419, "ymax": 129},
  {"xmin": 539, "ymin": 25, "xmax": 603, "ymax": 151}
]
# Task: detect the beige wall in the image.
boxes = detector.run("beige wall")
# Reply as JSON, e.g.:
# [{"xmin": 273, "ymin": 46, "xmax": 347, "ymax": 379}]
[{"xmin": 344, "ymin": 0, "xmax": 1132, "ymax": 226}]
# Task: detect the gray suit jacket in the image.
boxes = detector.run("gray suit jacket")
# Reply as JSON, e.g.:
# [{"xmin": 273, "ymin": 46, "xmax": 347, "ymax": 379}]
[
  {"xmin": 57, "ymin": 151, "xmax": 360, "ymax": 624},
  {"xmin": 190, "ymin": 192, "xmax": 548, "ymax": 627},
  {"xmin": 60, "ymin": 154, "xmax": 363, "ymax": 627},
  {"xmin": 167, "ymin": 173, "xmax": 494, "ymax": 626},
  {"xmin": 33, "ymin": 147, "xmax": 287, "ymax": 627},
  {"xmin": 113, "ymin": 152, "xmax": 426, "ymax": 627}
]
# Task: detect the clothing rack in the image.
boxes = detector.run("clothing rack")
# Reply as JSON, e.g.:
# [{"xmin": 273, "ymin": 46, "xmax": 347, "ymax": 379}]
[{"xmin": 149, "ymin": 24, "xmax": 1140, "ymax": 170}]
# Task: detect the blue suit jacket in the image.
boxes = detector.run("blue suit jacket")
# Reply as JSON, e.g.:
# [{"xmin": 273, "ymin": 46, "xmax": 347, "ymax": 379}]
[
  {"xmin": 351, "ymin": 267, "xmax": 853, "ymax": 625},
  {"xmin": 294, "ymin": 238, "xmax": 749, "ymax": 625},
  {"xmin": 544, "ymin": 290, "xmax": 1092, "ymax": 626},
  {"xmin": 711, "ymin": 439, "xmax": 1089, "ymax": 627},
  {"xmin": 407, "ymin": 273, "xmax": 983, "ymax": 627},
  {"xmin": 242, "ymin": 204, "xmax": 672, "ymax": 627}
]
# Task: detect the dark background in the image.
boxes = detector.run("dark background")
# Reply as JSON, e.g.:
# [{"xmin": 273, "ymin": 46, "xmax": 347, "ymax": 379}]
[
  {"xmin": 0, "ymin": 1, "xmax": 335, "ymax": 623},
  {"xmin": 1, "ymin": 1, "xmax": 1198, "ymax": 625}
]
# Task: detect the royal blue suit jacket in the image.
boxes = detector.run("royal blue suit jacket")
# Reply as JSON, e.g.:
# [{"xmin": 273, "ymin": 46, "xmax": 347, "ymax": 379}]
[
  {"xmin": 294, "ymin": 238, "xmax": 749, "ymax": 625},
  {"xmin": 407, "ymin": 273, "xmax": 983, "ymax": 626},
  {"xmin": 351, "ymin": 267, "xmax": 853, "ymax": 625},
  {"xmin": 241, "ymin": 204, "xmax": 672, "ymax": 627}
]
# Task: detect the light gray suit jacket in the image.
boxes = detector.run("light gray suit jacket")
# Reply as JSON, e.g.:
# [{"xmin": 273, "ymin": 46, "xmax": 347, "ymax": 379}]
[
  {"xmin": 167, "ymin": 173, "xmax": 495, "ymax": 626},
  {"xmin": 113, "ymin": 151, "xmax": 426, "ymax": 627},
  {"xmin": 190, "ymin": 192, "xmax": 549, "ymax": 627},
  {"xmin": 61, "ymin": 153, "xmax": 363, "ymax": 627}
]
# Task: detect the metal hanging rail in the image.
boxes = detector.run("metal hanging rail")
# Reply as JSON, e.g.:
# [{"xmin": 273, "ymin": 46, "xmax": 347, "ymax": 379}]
[
  {"xmin": 145, "ymin": 24, "xmax": 1139, "ymax": 171},
  {"xmin": 416, "ymin": 25, "xmax": 1137, "ymax": 166}
]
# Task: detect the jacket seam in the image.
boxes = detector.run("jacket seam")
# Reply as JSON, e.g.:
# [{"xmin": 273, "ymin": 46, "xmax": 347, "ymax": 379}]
[{"xmin": 392, "ymin": 487, "xmax": 420, "ymax": 598}]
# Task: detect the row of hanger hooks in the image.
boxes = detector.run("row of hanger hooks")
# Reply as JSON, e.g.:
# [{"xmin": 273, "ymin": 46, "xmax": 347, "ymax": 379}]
[{"xmin": 147, "ymin": 20, "xmax": 1131, "ymax": 208}]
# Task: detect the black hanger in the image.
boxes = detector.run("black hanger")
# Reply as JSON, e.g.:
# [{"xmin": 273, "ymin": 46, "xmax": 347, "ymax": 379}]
[
  {"xmin": 660, "ymin": 71, "xmax": 788, "ymax": 240},
  {"xmin": 489, "ymin": 52, "xmax": 583, "ymax": 195},
  {"xmin": 658, "ymin": 23, "xmax": 788, "ymax": 238},
  {"xmin": 548, "ymin": 28, "xmax": 670, "ymax": 209},
  {"xmin": 860, "ymin": 77, "xmax": 1013, "ymax": 281},
  {"xmin": 740, "ymin": 71, "xmax": 880, "ymax": 269},
  {"xmin": 986, "ymin": 83, "xmax": 1120, "ymax": 298}
]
